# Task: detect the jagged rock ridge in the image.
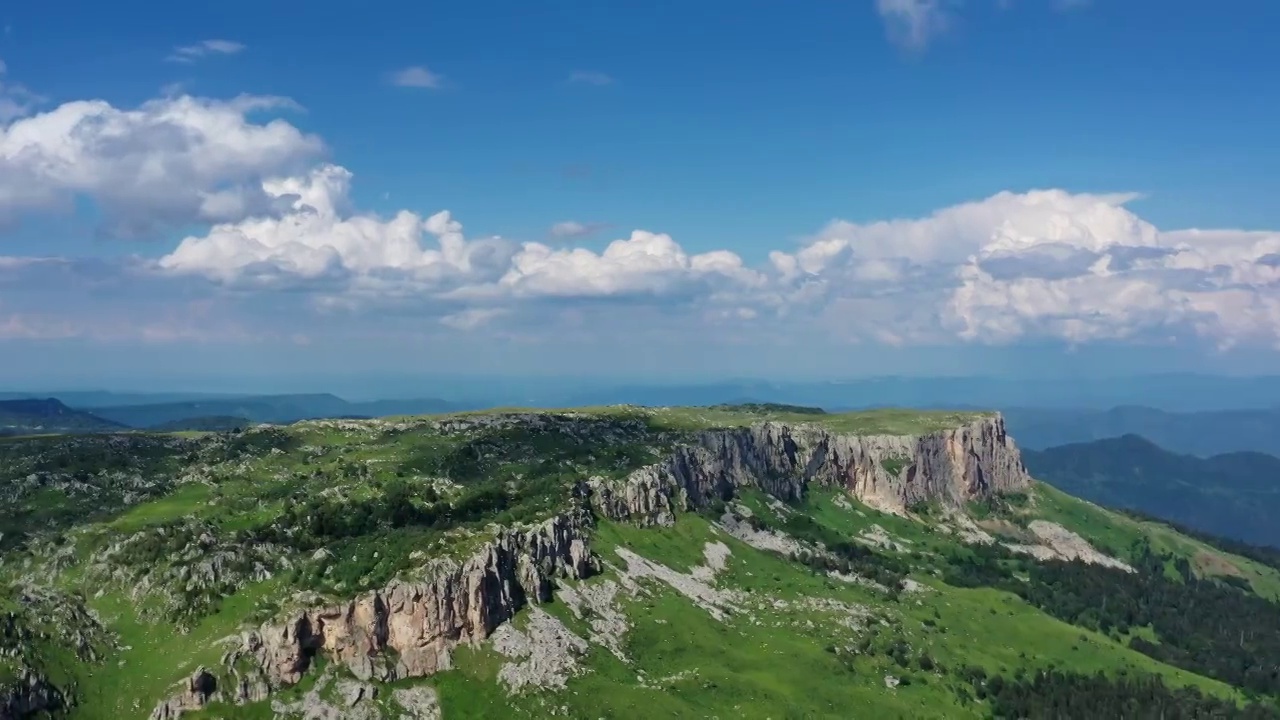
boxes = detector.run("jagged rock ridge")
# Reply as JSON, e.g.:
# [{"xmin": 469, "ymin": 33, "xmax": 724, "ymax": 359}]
[
  {"xmin": 590, "ymin": 414, "xmax": 1029, "ymax": 524},
  {"xmin": 152, "ymin": 507, "xmax": 598, "ymax": 716}
]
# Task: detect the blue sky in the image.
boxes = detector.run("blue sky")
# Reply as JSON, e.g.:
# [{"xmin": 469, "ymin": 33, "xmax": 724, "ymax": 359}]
[{"xmin": 1, "ymin": 0, "xmax": 1278, "ymax": 389}]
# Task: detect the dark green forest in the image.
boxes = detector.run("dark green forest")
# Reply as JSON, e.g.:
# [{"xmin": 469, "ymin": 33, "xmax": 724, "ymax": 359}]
[
  {"xmin": 944, "ymin": 539, "xmax": 1280, "ymax": 697},
  {"xmin": 1023, "ymin": 434, "xmax": 1280, "ymax": 548}
]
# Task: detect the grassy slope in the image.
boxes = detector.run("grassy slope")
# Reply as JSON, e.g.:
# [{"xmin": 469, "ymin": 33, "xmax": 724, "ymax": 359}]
[
  {"xmin": 1029, "ymin": 482, "xmax": 1280, "ymax": 600},
  {"xmin": 153, "ymin": 497, "xmax": 1273, "ymax": 719},
  {"xmin": 3, "ymin": 406, "xmax": 1276, "ymax": 718},
  {"xmin": 185, "ymin": 505, "xmax": 1251, "ymax": 720}
]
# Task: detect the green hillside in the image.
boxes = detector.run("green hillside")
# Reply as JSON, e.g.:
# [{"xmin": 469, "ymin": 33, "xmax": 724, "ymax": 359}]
[
  {"xmin": 1024, "ymin": 434, "xmax": 1280, "ymax": 548},
  {"xmin": 2, "ymin": 407, "xmax": 1279, "ymax": 719}
]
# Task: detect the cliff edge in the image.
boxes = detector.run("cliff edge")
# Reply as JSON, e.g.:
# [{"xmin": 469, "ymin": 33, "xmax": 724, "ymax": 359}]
[{"xmin": 590, "ymin": 413, "xmax": 1029, "ymax": 524}]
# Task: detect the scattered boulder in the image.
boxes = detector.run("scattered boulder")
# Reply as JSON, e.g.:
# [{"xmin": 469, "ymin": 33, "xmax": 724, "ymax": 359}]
[{"xmin": 149, "ymin": 667, "xmax": 217, "ymax": 720}]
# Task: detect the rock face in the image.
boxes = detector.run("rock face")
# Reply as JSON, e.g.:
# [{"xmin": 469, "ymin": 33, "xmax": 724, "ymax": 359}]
[
  {"xmin": 0, "ymin": 670, "xmax": 67, "ymax": 720},
  {"xmin": 149, "ymin": 667, "xmax": 217, "ymax": 720},
  {"xmin": 590, "ymin": 415, "xmax": 1030, "ymax": 523},
  {"xmin": 183, "ymin": 507, "xmax": 599, "ymax": 715}
]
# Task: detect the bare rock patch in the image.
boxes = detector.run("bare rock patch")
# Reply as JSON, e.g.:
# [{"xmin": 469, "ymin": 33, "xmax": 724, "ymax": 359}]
[
  {"xmin": 613, "ymin": 543, "xmax": 741, "ymax": 621},
  {"xmin": 492, "ymin": 607, "xmax": 590, "ymax": 693},
  {"xmin": 556, "ymin": 578, "xmax": 630, "ymax": 661}
]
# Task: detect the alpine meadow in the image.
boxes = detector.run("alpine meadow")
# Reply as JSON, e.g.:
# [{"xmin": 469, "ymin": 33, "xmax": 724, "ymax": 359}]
[{"xmin": 4, "ymin": 405, "xmax": 1280, "ymax": 718}]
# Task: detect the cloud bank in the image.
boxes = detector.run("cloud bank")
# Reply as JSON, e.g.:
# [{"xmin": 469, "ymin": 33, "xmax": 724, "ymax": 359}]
[
  {"xmin": 0, "ymin": 94, "xmax": 322, "ymax": 234},
  {"xmin": 2, "ymin": 91, "xmax": 1279, "ymax": 355}
]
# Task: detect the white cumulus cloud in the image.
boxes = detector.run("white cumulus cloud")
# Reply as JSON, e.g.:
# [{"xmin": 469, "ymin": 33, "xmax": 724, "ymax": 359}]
[
  {"xmin": 158, "ymin": 167, "xmax": 763, "ymax": 308},
  {"xmin": 0, "ymin": 93, "xmax": 324, "ymax": 234},
  {"xmin": 1, "ymin": 85, "xmax": 1277, "ymax": 354},
  {"xmin": 159, "ymin": 165, "xmax": 511, "ymax": 296},
  {"xmin": 761, "ymin": 189, "xmax": 1280, "ymax": 348},
  {"xmin": 150, "ymin": 161, "xmax": 1280, "ymax": 350}
]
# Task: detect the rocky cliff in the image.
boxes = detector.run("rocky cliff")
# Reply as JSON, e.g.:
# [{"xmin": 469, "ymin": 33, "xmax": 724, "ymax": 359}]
[
  {"xmin": 0, "ymin": 670, "xmax": 66, "ymax": 720},
  {"xmin": 589, "ymin": 414, "xmax": 1029, "ymax": 524},
  {"xmin": 151, "ymin": 506, "xmax": 598, "ymax": 718}
]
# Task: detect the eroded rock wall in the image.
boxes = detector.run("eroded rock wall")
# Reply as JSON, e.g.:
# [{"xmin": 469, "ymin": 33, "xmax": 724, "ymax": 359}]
[
  {"xmin": 589, "ymin": 414, "xmax": 1030, "ymax": 524},
  {"xmin": 154, "ymin": 508, "xmax": 598, "ymax": 716},
  {"xmin": 0, "ymin": 670, "xmax": 66, "ymax": 720}
]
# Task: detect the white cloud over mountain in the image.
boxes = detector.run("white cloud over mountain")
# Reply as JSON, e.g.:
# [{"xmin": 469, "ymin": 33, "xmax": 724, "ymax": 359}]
[{"xmin": 2, "ymin": 91, "xmax": 1279, "ymax": 352}]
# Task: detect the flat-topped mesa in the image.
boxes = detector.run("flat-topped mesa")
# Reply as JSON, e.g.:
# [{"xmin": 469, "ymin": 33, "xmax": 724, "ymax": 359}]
[
  {"xmin": 589, "ymin": 413, "xmax": 1029, "ymax": 523},
  {"xmin": 152, "ymin": 508, "xmax": 598, "ymax": 718}
]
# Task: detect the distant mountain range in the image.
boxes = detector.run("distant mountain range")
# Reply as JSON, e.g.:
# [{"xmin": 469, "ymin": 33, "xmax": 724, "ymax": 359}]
[
  {"xmin": 5, "ymin": 382, "xmax": 1280, "ymax": 461},
  {"xmin": 1001, "ymin": 405, "xmax": 1280, "ymax": 457},
  {"xmin": 547, "ymin": 375, "xmax": 1280, "ymax": 412},
  {"xmin": 83, "ymin": 394, "xmax": 462, "ymax": 428},
  {"xmin": 0, "ymin": 398, "xmax": 125, "ymax": 436},
  {"xmin": 0, "ymin": 394, "xmax": 463, "ymax": 435},
  {"xmin": 11, "ymin": 373, "xmax": 1280, "ymax": 413},
  {"xmin": 1024, "ymin": 434, "xmax": 1280, "ymax": 549},
  {"xmin": 146, "ymin": 415, "xmax": 253, "ymax": 432},
  {"xmin": 0, "ymin": 391, "xmax": 247, "ymax": 407}
]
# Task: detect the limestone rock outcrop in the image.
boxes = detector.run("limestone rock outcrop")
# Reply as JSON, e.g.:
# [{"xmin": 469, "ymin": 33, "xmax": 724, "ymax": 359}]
[
  {"xmin": 149, "ymin": 507, "xmax": 599, "ymax": 717},
  {"xmin": 149, "ymin": 667, "xmax": 217, "ymax": 720},
  {"xmin": 589, "ymin": 414, "xmax": 1029, "ymax": 523}
]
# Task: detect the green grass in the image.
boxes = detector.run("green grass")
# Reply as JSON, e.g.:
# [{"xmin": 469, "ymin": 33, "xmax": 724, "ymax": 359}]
[
  {"xmin": 1028, "ymin": 482, "xmax": 1280, "ymax": 599},
  {"xmin": 34, "ymin": 490, "xmax": 1261, "ymax": 718},
  {"xmin": 803, "ymin": 488, "xmax": 939, "ymax": 548},
  {"xmin": 72, "ymin": 578, "xmax": 285, "ymax": 719},
  {"xmin": 133, "ymin": 499, "xmax": 1250, "ymax": 720},
  {"xmin": 106, "ymin": 482, "xmax": 215, "ymax": 533},
  {"xmin": 382, "ymin": 405, "xmax": 992, "ymax": 437},
  {"xmin": 578, "ymin": 512, "xmax": 1242, "ymax": 718},
  {"xmin": 645, "ymin": 406, "xmax": 993, "ymax": 435}
]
